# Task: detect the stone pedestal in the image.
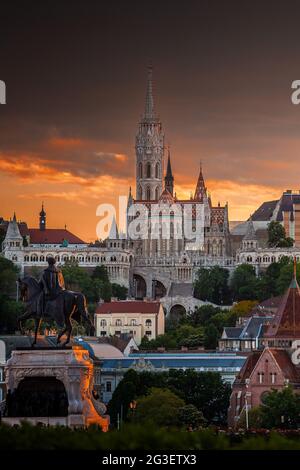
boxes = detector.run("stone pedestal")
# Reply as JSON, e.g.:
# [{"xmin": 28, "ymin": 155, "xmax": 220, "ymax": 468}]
[{"xmin": 4, "ymin": 346, "xmax": 109, "ymax": 431}]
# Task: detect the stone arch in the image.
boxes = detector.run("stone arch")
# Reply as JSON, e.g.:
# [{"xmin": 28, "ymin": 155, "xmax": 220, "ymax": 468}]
[
  {"xmin": 133, "ymin": 274, "xmax": 147, "ymax": 299},
  {"xmin": 152, "ymin": 279, "xmax": 167, "ymax": 299},
  {"xmin": 138, "ymin": 162, "xmax": 143, "ymax": 178},
  {"xmin": 169, "ymin": 304, "xmax": 186, "ymax": 322},
  {"xmin": 146, "ymin": 186, "xmax": 151, "ymax": 201},
  {"xmin": 10, "ymin": 376, "xmax": 68, "ymax": 417},
  {"xmin": 155, "ymin": 162, "xmax": 160, "ymax": 178},
  {"xmin": 146, "ymin": 162, "xmax": 151, "ymax": 178}
]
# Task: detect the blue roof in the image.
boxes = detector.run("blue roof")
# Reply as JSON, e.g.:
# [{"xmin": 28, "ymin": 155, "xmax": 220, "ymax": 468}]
[
  {"xmin": 73, "ymin": 338, "xmax": 95, "ymax": 357},
  {"xmin": 101, "ymin": 356, "xmax": 246, "ymax": 371}
]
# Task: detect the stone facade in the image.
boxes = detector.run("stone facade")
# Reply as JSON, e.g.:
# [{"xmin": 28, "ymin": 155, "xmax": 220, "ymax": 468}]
[{"xmin": 3, "ymin": 347, "xmax": 109, "ymax": 430}]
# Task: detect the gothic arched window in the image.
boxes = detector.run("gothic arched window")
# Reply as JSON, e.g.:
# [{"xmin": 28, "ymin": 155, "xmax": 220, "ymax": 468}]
[
  {"xmin": 138, "ymin": 185, "xmax": 143, "ymax": 199},
  {"xmin": 147, "ymin": 163, "xmax": 151, "ymax": 178},
  {"xmin": 155, "ymin": 162, "xmax": 160, "ymax": 178},
  {"xmin": 146, "ymin": 186, "xmax": 151, "ymax": 200},
  {"xmin": 155, "ymin": 186, "xmax": 159, "ymax": 200},
  {"xmin": 139, "ymin": 162, "xmax": 143, "ymax": 178}
]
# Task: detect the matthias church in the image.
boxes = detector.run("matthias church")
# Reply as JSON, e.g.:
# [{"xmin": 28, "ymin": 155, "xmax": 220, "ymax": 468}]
[{"xmin": 5, "ymin": 67, "xmax": 300, "ymax": 316}]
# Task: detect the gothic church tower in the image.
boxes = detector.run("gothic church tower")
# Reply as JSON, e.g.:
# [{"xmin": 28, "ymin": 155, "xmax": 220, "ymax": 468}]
[{"xmin": 135, "ymin": 66, "xmax": 164, "ymax": 201}]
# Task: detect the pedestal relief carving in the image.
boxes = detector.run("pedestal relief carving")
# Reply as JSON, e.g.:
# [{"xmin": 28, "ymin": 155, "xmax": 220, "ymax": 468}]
[{"xmin": 4, "ymin": 346, "xmax": 109, "ymax": 431}]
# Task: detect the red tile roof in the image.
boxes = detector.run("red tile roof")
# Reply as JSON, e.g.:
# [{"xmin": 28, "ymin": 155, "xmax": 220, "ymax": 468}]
[
  {"xmin": 235, "ymin": 351, "xmax": 262, "ymax": 382},
  {"xmin": 270, "ymin": 349, "xmax": 300, "ymax": 382},
  {"xmin": 29, "ymin": 228, "xmax": 85, "ymax": 245},
  {"xmin": 265, "ymin": 278, "xmax": 300, "ymax": 338},
  {"xmin": 96, "ymin": 301, "xmax": 161, "ymax": 314}
]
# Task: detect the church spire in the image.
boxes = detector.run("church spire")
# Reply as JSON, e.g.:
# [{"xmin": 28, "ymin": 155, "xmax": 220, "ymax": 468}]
[
  {"xmin": 194, "ymin": 162, "xmax": 207, "ymax": 201},
  {"xmin": 39, "ymin": 202, "xmax": 46, "ymax": 231},
  {"xmin": 164, "ymin": 146, "xmax": 174, "ymax": 196},
  {"xmin": 144, "ymin": 65, "xmax": 155, "ymax": 120}
]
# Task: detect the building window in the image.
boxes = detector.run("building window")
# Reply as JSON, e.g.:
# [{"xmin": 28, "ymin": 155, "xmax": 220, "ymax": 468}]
[
  {"xmin": 146, "ymin": 186, "xmax": 151, "ymax": 200},
  {"xmin": 257, "ymin": 372, "xmax": 264, "ymax": 384},
  {"xmin": 100, "ymin": 319, "xmax": 107, "ymax": 327},
  {"xmin": 146, "ymin": 331, "xmax": 152, "ymax": 336},
  {"xmin": 155, "ymin": 163, "xmax": 160, "ymax": 178},
  {"xmin": 270, "ymin": 372, "xmax": 277, "ymax": 384},
  {"xmin": 130, "ymin": 319, "xmax": 137, "ymax": 326},
  {"xmin": 94, "ymin": 370, "xmax": 101, "ymax": 385},
  {"xmin": 100, "ymin": 331, "xmax": 107, "ymax": 336},
  {"xmin": 116, "ymin": 319, "xmax": 122, "ymax": 326},
  {"xmin": 115, "ymin": 331, "xmax": 121, "ymax": 336},
  {"xmin": 106, "ymin": 381, "xmax": 112, "ymax": 392},
  {"xmin": 145, "ymin": 319, "xmax": 152, "ymax": 327},
  {"xmin": 147, "ymin": 163, "xmax": 151, "ymax": 178}
]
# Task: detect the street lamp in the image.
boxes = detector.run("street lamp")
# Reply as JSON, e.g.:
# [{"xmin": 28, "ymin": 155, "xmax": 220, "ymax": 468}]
[
  {"xmin": 245, "ymin": 378, "xmax": 250, "ymax": 431},
  {"xmin": 16, "ymin": 280, "xmax": 19, "ymax": 302},
  {"xmin": 129, "ymin": 400, "xmax": 137, "ymax": 419}
]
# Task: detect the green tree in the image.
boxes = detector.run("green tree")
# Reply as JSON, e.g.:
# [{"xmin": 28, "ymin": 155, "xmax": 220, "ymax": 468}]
[
  {"xmin": 203, "ymin": 323, "xmax": 219, "ymax": 349},
  {"xmin": 276, "ymin": 261, "xmax": 300, "ymax": 295},
  {"xmin": 111, "ymin": 283, "xmax": 128, "ymax": 300},
  {"xmin": 178, "ymin": 404, "xmax": 207, "ymax": 430},
  {"xmin": 131, "ymin": 388, "xmax": 185, "ymax": 427},
  {"xmin": 230, "ymin": 300, "xmax": 258, "ymax": 318},
  {"xmin": 0, "ymin": 257, "xmax": 19, "ymax": 297},
  {"xmin": 92, "ymin": 265, "xmax": 110, "ymax": 283},
  {"xmin": 108, "ymin": 369, "xmax": 230, "ymax": 427},
  {"xmin": 268, "ymin": 221, "xmax": 294, "ymax": 248},
  {"xmin": 194, "ymin": 266, "xmax": 231, "ymax": 304},
  {"xmin": 260, "ymin": 387, "xmax": 300, "ymax": 429},
  {"xmin": 189, "ymin": 305, "xmax": 221, "ymax": 327},
  {"xmin": 0, "ymin": 295, "xmax": 24, "ymax": 333},
  {"xmin": 230, "ymin": 264, "xmax": 258, "ymax": 301}
]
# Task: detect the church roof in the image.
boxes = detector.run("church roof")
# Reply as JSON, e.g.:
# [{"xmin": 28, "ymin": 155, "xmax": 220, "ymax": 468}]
[
  {"xmin": 143, "ymin": 65, "xmax": 156, "ymax": 121},
  {"xmin": 108, "ymin": 215, "xmax": 119, "ymax": 239},
  {"xmin": 194, "ymin": 164, "xmax": 207, "ymax": 202},
  {"xmin": 251, "ymin": 200, "xmax": 278, "ymax": 221},
  {"xmin": 165, "ymin": 149, "xmax": 173, "ymax": 181},
  {"xmin": 28, "ymin": 228, "xmax": 85, "ymax": 245},
  {"xmin": 243, "ymin": 217, "xmax": 257, "ymax": 240},
  {"xmin": 159, "ymin": 188, "xmax": 175, "ymax": 203},
  {"xmin": 265, "ymin": 265, "xmax": 300, "ymax": 338},
  {"xmin": 4, "ymin": 213, "xmax": 22, "ymax": 240}
]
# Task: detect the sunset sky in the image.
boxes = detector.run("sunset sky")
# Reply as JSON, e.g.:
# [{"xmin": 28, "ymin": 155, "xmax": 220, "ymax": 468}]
[{"xmin": 1, "ymin": 1, "xmax": 300, "ymax": 242}]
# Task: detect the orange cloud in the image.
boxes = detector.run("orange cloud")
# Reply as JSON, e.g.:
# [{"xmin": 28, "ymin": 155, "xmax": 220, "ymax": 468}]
[{"xmin": 48, "ymin": 137, "xmax": 86, "ymax": 148}]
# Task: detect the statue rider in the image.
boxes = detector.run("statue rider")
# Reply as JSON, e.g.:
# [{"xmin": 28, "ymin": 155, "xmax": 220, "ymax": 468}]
[{"xmin": 40, "ymin": 257, "xmax": 65, "ymax": 318}]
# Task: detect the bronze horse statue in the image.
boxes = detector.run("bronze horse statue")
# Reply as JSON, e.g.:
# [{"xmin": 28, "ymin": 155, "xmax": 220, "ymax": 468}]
[{"xmin": 17, "ymin": 276, "xmax": 95, "ymax": 346}]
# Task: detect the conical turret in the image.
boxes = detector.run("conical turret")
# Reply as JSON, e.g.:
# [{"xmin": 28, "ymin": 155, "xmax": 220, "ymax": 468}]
[
  {"xmin": 194, "ymin": 162, "xmax": 207, "ymax": 202},
  {"xmin": 164, "ymin": 147, "xmax": 174, "ymax": 196}
]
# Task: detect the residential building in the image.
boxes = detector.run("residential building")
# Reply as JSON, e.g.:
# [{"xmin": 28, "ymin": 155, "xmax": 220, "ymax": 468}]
[{"xmin": 95, "ymin": 300, "xmax": 165, "ymax": 345}]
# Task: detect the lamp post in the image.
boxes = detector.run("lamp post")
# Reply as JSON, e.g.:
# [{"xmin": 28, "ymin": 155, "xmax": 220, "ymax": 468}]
[
  {"xmin": 16, "ymin": 280, "xmax": 19, "ymax": 302},
  {"xmin": 245, "ymin": 378, "xmax": 250, "ymax": 430},
  {"xmin": 129, "ymin": 400, "xmax": 137, "ymax": 419}
]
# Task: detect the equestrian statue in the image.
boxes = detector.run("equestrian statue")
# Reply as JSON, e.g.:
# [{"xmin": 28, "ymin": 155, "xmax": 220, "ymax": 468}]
[{"xmin": 18, "ymin": 257, "xmax": 95, "ymax": 346}]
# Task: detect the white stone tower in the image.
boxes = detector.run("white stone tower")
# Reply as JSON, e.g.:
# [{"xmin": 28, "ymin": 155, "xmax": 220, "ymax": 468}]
[
  {"xmin": 135, "ymin": 66, "xmax": 164, "ymax": 201},
  {"xmin": 2, "ymin": 213, "xmax": 23, "ymax": 267}
]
